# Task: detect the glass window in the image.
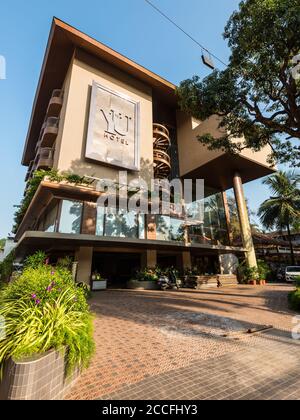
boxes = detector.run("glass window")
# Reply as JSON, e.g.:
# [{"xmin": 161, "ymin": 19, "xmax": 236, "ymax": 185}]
[
  {"xmin": 58, "ymin": 200, "xmax": 83, "ymax": 234},
  {"xmin": 96, "ymin": 206, "xmax": 105, "ymax": 236},
  {"xmin": 96, "ymin": 207, "xmax": 144, "ymax": 239},
  {"xmin": 188, "ymin": 187, "xmax": 230, "ymax": 246},
  {"xmin": 156, "ymin": 216, "xmax": 184, "ymax": 242},
  {"xmin": 44, "ymin": 202, "xmax": 59, "ymax": 233},
  {"xmin": 138, "ymin": 214, "xmax": 146, "ymax": 239}
]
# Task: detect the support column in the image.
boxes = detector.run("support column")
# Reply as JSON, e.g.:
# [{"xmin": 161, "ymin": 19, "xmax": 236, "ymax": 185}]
[
  {"xmin": 222, "ymin": 191, "xmax": 233, "ymax": 245},
  {"xmin": 182, "ymin": 251, "xmax": 192, "ymax": 271},
  {"xmin": 141, "ymin": 250, "xmax": 157, "ymax": 268},
  {"xmin": 233, "ymin": 173, "xmax": 257, "ymax": 268},
  {"xmin": 74, "ymin": 247, "xmax": 93, "ymax": 285}
]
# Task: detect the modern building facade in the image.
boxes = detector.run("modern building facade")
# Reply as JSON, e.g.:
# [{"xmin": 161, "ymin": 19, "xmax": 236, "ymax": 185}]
[{"xmin": 14, "ymin": 18, "xmax": 275, "ymax": 286}]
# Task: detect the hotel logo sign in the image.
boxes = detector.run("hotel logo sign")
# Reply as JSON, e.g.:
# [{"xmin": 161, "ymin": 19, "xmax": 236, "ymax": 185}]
[{"xmin": 86, "ymin": 82, "xmax": 140, "ymax": 171}]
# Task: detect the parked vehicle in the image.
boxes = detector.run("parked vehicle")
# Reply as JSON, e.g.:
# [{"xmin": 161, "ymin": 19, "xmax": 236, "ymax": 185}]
[
  {"xmin": 158, "ymin": 269, "xmax": 182, "ymax": 291},
  {"xmin": 285, "ymin": 266, "xmax": 300, "ymax": 283},
  {"xmin": 276, "ymin": 267, "xmax": 285, "ymax": 282}
]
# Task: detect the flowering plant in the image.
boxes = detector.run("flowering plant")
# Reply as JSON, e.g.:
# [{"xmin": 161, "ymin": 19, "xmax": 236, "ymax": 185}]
[{"xmin": 0, "ymin": 258, "xmax": 94, "ymax": 376}]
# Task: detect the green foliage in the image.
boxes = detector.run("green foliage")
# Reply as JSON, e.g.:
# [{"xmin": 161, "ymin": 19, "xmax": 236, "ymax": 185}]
[
  {"xmin": 76, "ymin": 282, "xmax": 92, "ymax": 300},
  {"xmin": 56, "ymin": 256, "xmax": 73, "ymax": 271},
  {"xmin": 257, "ymin": 260, "xmax": 272, "ymax": 281},
  {"xmin": 0, "ymin": 262, "xmax": 95, "ymax": 375},
  {"xmin": 12, "ymin": 169, "xmax": 93, "ymax": 234},
  {"xmin": 0, "ymin": 239, "xmax": 5, "ymax": 250},
  {"xmin": 177, "ymin": 0, "xmax": 300, "ymax": 166},
  {"xmin": 238, "ymin": 260, "xmax": 272, "ymax": 283},
  {"xmin": 134, "ymin": 267, "xmax": 159, "ymax": 282},
  {"xmin": 288, "ymin": 288, "xmax": 300, "ymax": 312},
  {"xmin": 258, "ymin": 171, "xmax": 300, "ymax": 265},
  {"xmin": 237, "ymin": 261, "xmax": 259, "ymax": 283},
  {"xmin": 0, "ymin": 251, "xmax": 15, "ymax": 284},
  {"xmin": 258, "ymin": 172, "xmax": 300, "ymax": 229},
  {"xmin": 24, "ymin": 250, "xmax": 47, "ymax": 269},
  {"xmin": 133, "ymin": 266, "xmax": 179, "ymax": 282}
]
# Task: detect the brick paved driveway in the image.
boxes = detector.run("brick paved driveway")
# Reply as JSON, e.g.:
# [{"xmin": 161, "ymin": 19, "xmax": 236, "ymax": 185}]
[{"xmin": 66, "ymin": 284, "xmax": 300, "ymax": 400}]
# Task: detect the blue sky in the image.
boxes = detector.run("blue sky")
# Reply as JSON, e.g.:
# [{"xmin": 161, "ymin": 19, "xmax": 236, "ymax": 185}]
[{"xmin": 0, "ymin": 0, "xmax": 290, "ymax": 238}]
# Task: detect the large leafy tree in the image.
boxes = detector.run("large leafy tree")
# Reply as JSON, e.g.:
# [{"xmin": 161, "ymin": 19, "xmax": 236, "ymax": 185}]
[
  {"xmin": 258, "ymin": 171, "xmax": 300, "ymax": 264},
  {"xmin": 177, "ymin": 0, "xmax": 300, "ymax": 166}
]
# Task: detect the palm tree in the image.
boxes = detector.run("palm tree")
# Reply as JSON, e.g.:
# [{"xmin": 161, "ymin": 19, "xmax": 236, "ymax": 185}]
[{"xmin": 258, "ymin": 171, "xmax": 300, "ymax": 265}]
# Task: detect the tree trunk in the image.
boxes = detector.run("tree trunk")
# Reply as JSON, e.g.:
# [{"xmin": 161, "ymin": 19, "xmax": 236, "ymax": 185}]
[{"xmin": 287, "ymin": 223, "xmax": 295, "ymax": 265}]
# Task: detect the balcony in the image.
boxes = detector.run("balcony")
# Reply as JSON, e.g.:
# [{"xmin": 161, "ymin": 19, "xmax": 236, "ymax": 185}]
[
  {"xmin": 40, "ymin": 117, "xmax": 59, "ymax": 148},
  {"xmin": 25, "ymin": 160, "xmax": 34, "ymax": 182},
  {"xmin": 46, "ymin": 89, "xmax": 63, "ymax": 118},
  {"xmin": 36, "ymin": 147, "xmax": 55, "ymax": 170}
]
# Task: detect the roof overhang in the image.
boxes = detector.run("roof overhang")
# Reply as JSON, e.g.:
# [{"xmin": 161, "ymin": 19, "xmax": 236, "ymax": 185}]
[
  {"xmin": 22, "ymin": 17, "xmax": 177, "ymax": 166},
  {"xmin": 182, "ymin": 153, "xmax": 276, "ymax": 190},
  {"xmin": 14, "ymin": 231, "xmax": 246, "ymax": 259},
  {"xmin": 15, "ymin": 180, "xmax": 102, "ymax": 241}
]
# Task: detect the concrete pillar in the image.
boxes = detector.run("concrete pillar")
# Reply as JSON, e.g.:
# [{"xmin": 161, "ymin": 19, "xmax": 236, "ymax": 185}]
[
  {"xmin": 222, "ymin": 191, "xmax": 233, "ymax": 245},
  {"xmin": 182, "ymin": 251, "xmax": 192, "ymax": 270},
  {"xmin": 141, "ymin": 250, "xmax": 157, "ymax": 268},
  {"xmin": 233, "ymin": 173, "xmax": 257, "ymax": 268},
  {"xmin": 74, "ymin": 247, "xmax": 93, "ymax": 285}
]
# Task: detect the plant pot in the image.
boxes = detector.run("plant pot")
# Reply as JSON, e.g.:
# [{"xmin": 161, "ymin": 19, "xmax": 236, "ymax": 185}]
[
  {"xmin": 126, "ymin": 280, "xmax": 159, "ymax": 290},
  {"xmin": 249, "ymin": 280, "xmax": 257, "ymax": 286},
  {"xmin": 91, "ymin": 280, "xmax": 107, "ymax": 291}
]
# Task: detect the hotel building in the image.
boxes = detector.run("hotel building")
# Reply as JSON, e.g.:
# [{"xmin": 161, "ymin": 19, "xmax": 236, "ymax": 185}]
[{"xmin": 14, "ymin": 19, "xmax": 275, "ymax": 286}]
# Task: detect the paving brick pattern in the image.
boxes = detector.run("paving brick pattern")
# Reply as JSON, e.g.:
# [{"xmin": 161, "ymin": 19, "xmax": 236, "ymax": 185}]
[{"xmin": 65, "ymin": 284, "xmax": 300, "ymax": 400}]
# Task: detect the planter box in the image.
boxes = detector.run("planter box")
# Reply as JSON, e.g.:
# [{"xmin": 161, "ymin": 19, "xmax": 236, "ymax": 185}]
[
  {"xmin": 0, "ymin": 349, "xmax": 79, "ymax": 400},
  {"xmin": 91, "ymin": 280, "xmax": 107, "ymax": 291},
  {"xmin": 127, "ymin": 280, "xmax": 159, "ymax": 290}
]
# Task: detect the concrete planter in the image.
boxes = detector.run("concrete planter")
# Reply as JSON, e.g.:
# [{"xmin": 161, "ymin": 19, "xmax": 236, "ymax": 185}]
[
  {"xmin": 91, "ymin": 280, "xmax": 107, "ymax": 291},
  {"xmin": 0, "ymin": 349, "xmax": 79, "ymax": 400},
  {"xmin": 127, "ymin": 280, "xmax": 159, "ymax": 290}
]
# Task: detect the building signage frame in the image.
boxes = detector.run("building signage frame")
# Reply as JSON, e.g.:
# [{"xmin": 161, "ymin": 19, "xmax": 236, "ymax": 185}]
[{"xmin": 85, "ymin": 81, "xmax": 140, "ymax": 171}]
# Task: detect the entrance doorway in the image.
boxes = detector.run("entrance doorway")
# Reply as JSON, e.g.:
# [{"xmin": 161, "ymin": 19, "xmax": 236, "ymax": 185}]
[
  {"xmin": 92, "ymin": 252, "xmax": 141, "ymax": 288},
  {"xmin": 157, "ymin": 254, "xmax": 178, "ymax": 270}
]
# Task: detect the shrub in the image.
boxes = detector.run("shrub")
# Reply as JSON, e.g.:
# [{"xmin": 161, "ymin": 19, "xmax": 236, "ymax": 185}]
[
  {"xmin": 288, "ymin": 288, "xmax": 300, "ymax": 312},
  {"xmin": 134, "ymin": 267, "xmax": 159, "ymax": 282},
  {"xmin": 257, "ymin": 260, "xmax": 271, "ymax": 281},
  {"xmin": 24, "ymin": 250, "xmax": 47, "ymax": 269},
  {"xmin": 0, "ymin": 251, "xmax": 15, "ymax": 284},
  {"xmin": 0, "ymin": 263, "xmax": 94, "ymax": 376}
]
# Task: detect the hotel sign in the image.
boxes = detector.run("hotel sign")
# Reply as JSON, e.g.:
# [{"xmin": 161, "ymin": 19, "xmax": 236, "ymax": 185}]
[{"xmin": 86, "ymin": 82, "xmax": 140, "ymax": 171}]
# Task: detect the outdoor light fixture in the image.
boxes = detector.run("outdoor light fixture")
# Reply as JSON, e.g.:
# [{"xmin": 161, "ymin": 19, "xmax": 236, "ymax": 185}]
[{"xmin": 201, "ymin": 54, "xmax": 215, "ymax": 70}]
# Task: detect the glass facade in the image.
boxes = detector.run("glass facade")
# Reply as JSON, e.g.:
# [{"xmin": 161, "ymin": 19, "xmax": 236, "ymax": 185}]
[
  {"xmin": 156, "ymin": 216, "xmax": 185, "ymax": 242},
  {"xmin": 188, "ymin": 187, "xmax": 229, "ymax": 246},
  {"xmin": 58, "ymin": 200, "xmax": 83, "ymax": 234},
  {"xmin": 96, "ymin": 207, "xmax": 145, "ymax": 239},
  {"xmin": 36, "ymin": 187, "xmax": 229, "ymax": 246}
]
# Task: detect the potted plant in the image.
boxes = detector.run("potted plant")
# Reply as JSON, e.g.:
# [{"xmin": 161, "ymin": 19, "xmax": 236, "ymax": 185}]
[
  {"xmin": 127, "ymin": 267, "xmax": 160, "ymax": 290},
  {"xmin": 244, "ymin": 266, "xmax": 259, "ymax": 286},
  {"xmin": 257, "ymin": 260, "xmax": 271, "ymax": 285},
  {"xmin": 91, "ymin": 272, "xmax": 107, "ymax": 291}
]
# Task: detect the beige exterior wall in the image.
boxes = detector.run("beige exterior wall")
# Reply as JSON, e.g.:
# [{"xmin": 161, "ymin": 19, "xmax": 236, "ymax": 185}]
[
  {"xmin": 176, "ymin": 111, "xmax": 224, "ymax": 176},
  {"xmin": 176, "ymin": 111, "xmax": 274, "ymax": 177},
  {"xmin": 55, "ymin": 50, "xmax": 154, "ymax": 184},
  {"xmin": 75, "ymin": 246, "xmax": 93, "ymax": 285}
]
